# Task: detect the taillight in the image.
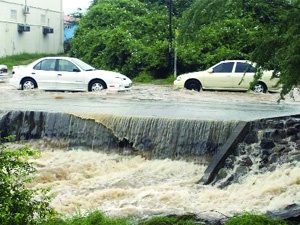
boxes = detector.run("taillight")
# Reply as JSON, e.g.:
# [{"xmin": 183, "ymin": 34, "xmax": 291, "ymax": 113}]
[{"xmin": 3, "ymin": 69, "xmax": 7, "ymax": 73}]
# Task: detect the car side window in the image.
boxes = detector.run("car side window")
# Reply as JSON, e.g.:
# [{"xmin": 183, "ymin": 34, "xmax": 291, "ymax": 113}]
[
  {"xmin": 213, "ymin": 62, "xmax": 234, "ymax": 73},
  {"xmin": 58, "ymin": 59, "xmax": 79, "ymax": 72},
  {"xmin": 34, "ymin": 59, "xmax": 56, "ymax": 71},
  {"xmin": 235, "ymin": 62, "xmax": 255, "ymax": 73}
]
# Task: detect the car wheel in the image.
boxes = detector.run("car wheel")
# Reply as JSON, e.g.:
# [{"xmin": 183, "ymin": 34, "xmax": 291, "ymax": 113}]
[
  {"xmin": 185, "ymin": 80, "xmax": 202, "ymax": 91},
  {"xmin": 253, "ymin": 82, "xmax": 267, "ymax": 93},
  {"xmin": 21, "ymin": 78, "xmax": 37, "ymax": 90},
  {"xmin": 89, "ymin": 80, "xmax": 106, "ymax": 92}
]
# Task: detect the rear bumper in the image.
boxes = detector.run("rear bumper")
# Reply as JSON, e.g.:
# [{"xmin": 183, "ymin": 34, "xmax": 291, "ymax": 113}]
[{"xmin": 9, "ymin": 77, "xmax": 21, "ymax": 89}]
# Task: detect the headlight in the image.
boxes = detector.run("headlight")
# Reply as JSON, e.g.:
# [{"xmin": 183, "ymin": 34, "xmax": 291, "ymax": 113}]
[
  {"xmin": 176, "ymin": 76, "xmax": 182, "ymax": 81},
  {"xmin": 115, "ymin": 77, "xmax": 125, "ymax": 81},
  {"xmin": 274, "ymin": 73, "xmax": 280, "ymax": 78}
]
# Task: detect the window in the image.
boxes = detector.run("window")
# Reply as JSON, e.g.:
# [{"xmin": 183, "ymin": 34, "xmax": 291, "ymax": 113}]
[
  {"xmin": 235, "ymin": 62, "xmax": 255, "ymax": 73},
  {"xmin": 58, "ymin": 59, "xmax": 78, "ymax": 72},
  {"xmin": 41, "ymin": 14, "xmax": 46, "ymax": 25},
  {"xmin": 64, "ymin": 24, "xmax": 72, "ymax": 30},
  {"xmin": 10, "ymin": 10, "xmax": 17, "ymax": 21},
  {"xmin": 34, "ymin": 59, "xmax": 56, "ymax": 71},
  {"xmin": 213, "ymin": 62, "xmax": 234, "ymax": 73}
]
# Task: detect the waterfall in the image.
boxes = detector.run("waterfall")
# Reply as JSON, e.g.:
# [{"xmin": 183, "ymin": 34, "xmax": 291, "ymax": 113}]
[
  {"xmin": 73, "ymin": 113, "xmax": 239, "ymax": 163},
  {"xmin": 0, "ymin": 110, "xmax": 239, "ymax": 164}
]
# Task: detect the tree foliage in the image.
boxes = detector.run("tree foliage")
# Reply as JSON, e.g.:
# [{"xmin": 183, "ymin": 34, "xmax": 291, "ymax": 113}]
[
  {"xmin": 0, "ymin": 137, "xmax": 57, "ymax": 225},
  {"xmin": 70, "ymin": 0, "xmax": 300, "ymax": 98},
  {"xmin": 250, "ymin": 0, "xmax": 300, "ymax": 99},
  {"xmin": 71, "ymin": 0, "xmax": 170, "ymax": 78}
]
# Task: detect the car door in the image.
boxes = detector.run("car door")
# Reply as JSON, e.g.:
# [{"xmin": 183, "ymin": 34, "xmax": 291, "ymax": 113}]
[
  {"xmin": 202, "ymin": 62, "xmax": 234, "ymax": 89},
  {"xmin": 232, "ymin": 62, "xmax": 255, "ymax": 89},
  {"xmin": 56, "ymin": 59, "xmax": 85, "ymax": 91},
  {"xmin": 32, "ymin": 59, "xmax": 57, "ymax": 90}
]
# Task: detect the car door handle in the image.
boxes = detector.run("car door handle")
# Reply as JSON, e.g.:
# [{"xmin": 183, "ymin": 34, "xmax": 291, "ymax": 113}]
[{"xmin": 57, "ymin": 74, "xmax": 62, "ymax": 76}]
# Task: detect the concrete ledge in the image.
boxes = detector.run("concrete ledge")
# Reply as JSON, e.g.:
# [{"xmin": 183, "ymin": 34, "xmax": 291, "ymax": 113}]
[{"xmin": 198, "ymin": 121, "xmax": 250, "ymax": 185}]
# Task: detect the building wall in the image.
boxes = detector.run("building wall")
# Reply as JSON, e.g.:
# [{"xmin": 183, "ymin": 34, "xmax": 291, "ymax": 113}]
[
  {"xmin": 64, "ymin": 24, "xmax": 77, "ymax": 41},
  {"xmin": 0, "ymin": 0, "xmax": 63, "ymax": 57}
]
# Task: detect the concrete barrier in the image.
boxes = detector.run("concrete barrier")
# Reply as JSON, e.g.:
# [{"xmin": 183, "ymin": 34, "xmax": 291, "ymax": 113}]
[{"xmin": 198, "ymin": 121, "xmax": 250, "ymax": 185}]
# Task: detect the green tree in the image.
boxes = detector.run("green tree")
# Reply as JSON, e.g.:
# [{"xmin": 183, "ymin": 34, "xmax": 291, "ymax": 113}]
[
  {"xmin": 71, "ymin": 0, "xmax": 170, "ymax": 78},
  {"xmin": 177, "ymin": 0, "xmax": 263, "ymax": 73},
  {"xmin": 250, "ymin": 0, "xmax": 300, "ymax": 99},
  {"xmin": 0, "ymin": 137, "xmax": 57, "ymax": 225}
]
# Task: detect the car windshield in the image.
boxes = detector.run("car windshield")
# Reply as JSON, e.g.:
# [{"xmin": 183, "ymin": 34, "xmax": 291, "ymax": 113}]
[{"xmin": 70, "ymin": 58, "xmax": 96, "ymax": 71}]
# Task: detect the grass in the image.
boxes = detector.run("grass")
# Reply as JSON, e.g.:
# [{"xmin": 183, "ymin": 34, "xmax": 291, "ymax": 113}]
[
  {"xmin": 132, "ymin": 71, "xmax": 175, "ymax": 85},
  {"xmin": 42, "ymin": 211, "xmax": 296, "ymax": 225},
  {"xmin": 0, "ymin": 53, "xmax": 64, "ymax": 71},
  {"xmin": 225, "ymin": 213, "xmax": 291, "ymax": 225}
]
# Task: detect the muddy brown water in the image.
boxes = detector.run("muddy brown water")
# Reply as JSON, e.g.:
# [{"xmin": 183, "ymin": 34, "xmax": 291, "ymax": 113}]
[
  {"xmin": 1, "ymin": 79, "xmax": 300, "ymax": 221},
  {"xmin": 1, "ymin": 80, "xmax": 300, "ymax": 121}
]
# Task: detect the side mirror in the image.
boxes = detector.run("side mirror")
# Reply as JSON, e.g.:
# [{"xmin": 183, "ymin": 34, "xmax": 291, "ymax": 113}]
[
  {"xmin": 207, "ymin": 68, "xmax": 213, "ymax": 73},
  {"xmin": 73, "ymin": 68, "xmax": 80, "ymax": 72}
]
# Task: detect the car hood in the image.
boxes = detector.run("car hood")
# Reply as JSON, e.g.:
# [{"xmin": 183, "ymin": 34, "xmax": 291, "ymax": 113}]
[
  {"xmin": 88, "ymin": 70, "xmax": 130, "ymax": 79},
  {"xmin": 179, "ymin": 71, "xmax": 206, "ymax": 77}
]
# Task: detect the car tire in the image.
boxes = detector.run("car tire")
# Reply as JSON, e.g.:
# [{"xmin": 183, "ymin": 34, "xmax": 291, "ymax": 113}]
[
  {"xmin": 88, "ymin": 80, "xmax": 107, "ymax": 92},
  {"xmin": 21, "ymin": 78, "xmax": 37, "ymax": 90},
  {"xmin": 185, "ymin": 80, "xmax": 202, "ymax": 91},
  {"xmin": 253, "ymin": 82, "xmax": 267, "ymax": 93}
]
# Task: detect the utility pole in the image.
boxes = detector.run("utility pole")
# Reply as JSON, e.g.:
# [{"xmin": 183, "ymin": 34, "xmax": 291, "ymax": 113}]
[{"xmin": 168, "ymin": 0, "xmax": 173, "ymax": 76}]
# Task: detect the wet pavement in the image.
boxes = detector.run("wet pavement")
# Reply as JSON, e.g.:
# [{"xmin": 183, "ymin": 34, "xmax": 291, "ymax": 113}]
[{"xmin": 0, "ymin": 80, "xmax": 300, "ymax": 121}]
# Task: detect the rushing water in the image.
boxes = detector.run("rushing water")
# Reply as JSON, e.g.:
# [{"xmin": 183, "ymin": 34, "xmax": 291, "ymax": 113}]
[{"xmin": 22, "ymin": 144, "xmax": 300, "ymax": 220}]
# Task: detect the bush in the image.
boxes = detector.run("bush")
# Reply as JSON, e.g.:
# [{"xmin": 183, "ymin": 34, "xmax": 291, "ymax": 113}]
[
  {"xmin": 44, "ymin": 210, "xmax": 130, "ymax": 225},
  {"xmin": 132, "ymin": 72, "xmax": 154, "ymax": 83},
  {"xmin": 226, "ymin": 213, "xmax": 289, "ymax": 225},
  {"xmin": 0, "ymin": 137, "xmax": 57, "ymax": 225},
  {"xmin": 140, "ymin": 216, "xmax": 197, "ymax": 225}
]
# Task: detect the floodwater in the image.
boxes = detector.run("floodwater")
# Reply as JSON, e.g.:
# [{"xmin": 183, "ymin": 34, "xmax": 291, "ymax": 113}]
[
  {"xmin": 2, "ymin": 81, "xmax": 300, "ymax": 220},
  {"xmin": 0, "ymin": 81, "xmax": 300, "ymax": 121},
  {"xmin": 24, "ymin": 145, "xmax": 300, "ymax": 220}
]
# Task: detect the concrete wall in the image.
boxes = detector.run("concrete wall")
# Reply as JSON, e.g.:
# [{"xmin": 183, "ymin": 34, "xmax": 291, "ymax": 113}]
[
  {"xmin": 0, "ymin": 110, "xmax": 239, "ymax": 163},
  {"xmin": 0, "ymin": 0, "xmax": 63, "ymax": 57}
]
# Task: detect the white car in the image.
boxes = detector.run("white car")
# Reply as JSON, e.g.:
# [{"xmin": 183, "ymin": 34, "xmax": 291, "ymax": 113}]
[
  {"xmin": 174, "ymin": 60, "xmax": 280, "ymax": 93},
  {"xmin": 9, "ymin": 57, "xmax": 132, "ymax": 92},
  {"xmin": 0, "ymin": 64, "xmax": 9, "ymax": 77}
]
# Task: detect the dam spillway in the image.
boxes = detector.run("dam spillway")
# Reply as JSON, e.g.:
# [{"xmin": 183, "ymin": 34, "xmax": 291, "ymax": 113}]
[
  {"xmin": 0, "ymin": 110, "xmax": 239, "ymax": 164},
  {"xmin": 1, "ymin": 110, "xmax": 300, "ymax": 222}
]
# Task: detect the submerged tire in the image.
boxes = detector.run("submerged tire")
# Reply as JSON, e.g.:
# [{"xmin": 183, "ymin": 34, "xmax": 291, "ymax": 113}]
[
  {"xmin": 89, "ymin": 80, "xmax": 107, "ymax": 92},
  {"xmin": 253, "ymin": 82, "xmax": 267, "ymax": 93},
  {"xmin": 185, "ymin": 80, "xmax": 202, "ymax": 91},
  {"xmin": 21, "ymin": 78, "xmax": 37, "ymax": 90}
]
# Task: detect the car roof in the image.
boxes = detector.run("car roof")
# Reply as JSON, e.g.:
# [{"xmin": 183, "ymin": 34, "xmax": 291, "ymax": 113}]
[
  {"xmin": 39, "ymin": 56, "xmax": 75, "ymax": 60},
  {"xmin": 220, "ymin": 60, "xmax": 253, "ymax": 63}
]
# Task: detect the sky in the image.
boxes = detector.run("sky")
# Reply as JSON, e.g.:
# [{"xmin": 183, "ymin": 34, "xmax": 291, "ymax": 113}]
[{"xmin": 63, "ymin": 0, "xmax": 91, "ymax": 15}]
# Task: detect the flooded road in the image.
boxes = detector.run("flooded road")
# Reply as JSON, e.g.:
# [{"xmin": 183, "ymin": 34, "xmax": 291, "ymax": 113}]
[{"xmin": 1, "ymin": 81, "xmax": 300, "ymax": 121}]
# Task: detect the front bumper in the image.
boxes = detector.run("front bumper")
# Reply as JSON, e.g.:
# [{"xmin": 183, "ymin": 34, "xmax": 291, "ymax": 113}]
[
  {"xmin": 108, "ymin": 82, "xmax": 132, "ymax": 91},
  {"xmin": 173, "ymin": 79, "xmax": 184, "ymax": 88}
]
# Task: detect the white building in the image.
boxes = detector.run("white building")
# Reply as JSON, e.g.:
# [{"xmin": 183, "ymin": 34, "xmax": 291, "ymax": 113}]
[{"xmin": 0, "ymin": 0, "xmax": 64, "ymax": 58}]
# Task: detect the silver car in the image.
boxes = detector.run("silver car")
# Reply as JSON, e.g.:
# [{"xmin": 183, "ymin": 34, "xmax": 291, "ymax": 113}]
[{"xmin": 0, "ymin": 64, "xmax": 9, "ymax": 77}]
